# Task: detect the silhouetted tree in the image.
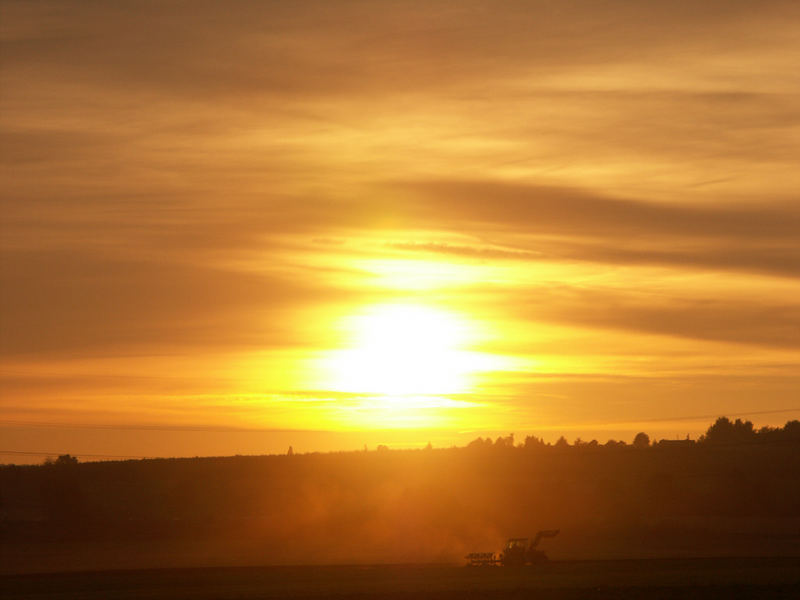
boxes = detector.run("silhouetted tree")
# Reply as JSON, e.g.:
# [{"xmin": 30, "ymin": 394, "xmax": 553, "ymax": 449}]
[
  {"xmin": 494, "ymin": 433, "xmax": 514, "ymax": 448},
  {"xmin": 633, "ymin": 432, "xmax": 650, "ymax": 448},
  {"xmin": 554, "ymin": 436, "xmax": 569, "ymax": 449},
  {"xmin": 467, "ymin": 437, "xmax": 492, "ymax": 450},
  {"xmin": 702, "ymin": 417, "xmax": 757, "ymax": 444},
  {"xmin": 784, "ymin": 420, "xmax": 800, "ymax": 440},
  {"xmin": 523, "ymin": 435, "xmax": 547, "ymax": 450},
  {"xmin": 44, "ymin": 454, "xmax": 79, "ymax": 467},
  {"xmin": 41, "ymin": 455, "xmax": 84, "ymax": 529}
]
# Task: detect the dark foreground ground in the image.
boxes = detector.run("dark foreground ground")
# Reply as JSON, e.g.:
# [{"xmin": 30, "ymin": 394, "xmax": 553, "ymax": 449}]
[{"xmin": 3, "ymin": 558, "xmax": 800, "ymax": 600}]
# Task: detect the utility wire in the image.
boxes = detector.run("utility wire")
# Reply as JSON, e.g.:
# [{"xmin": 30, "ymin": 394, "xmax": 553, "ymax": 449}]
[
  {"xmin": 0, "ymin": 421, "xmax": 314, "ymax": 433},
  {"xmin": 0, "ymin": 449, "xmax": 153, "ymax": 460},
  {"xmin": 1, "ymin": 407, "xmax": 797, "ymax": 432}
]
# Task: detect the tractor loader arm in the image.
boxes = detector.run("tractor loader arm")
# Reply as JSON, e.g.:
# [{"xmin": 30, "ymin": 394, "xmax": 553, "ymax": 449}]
[{"xmin": 530, "ymin": 529, "xmax": 560, "ymax": 549}]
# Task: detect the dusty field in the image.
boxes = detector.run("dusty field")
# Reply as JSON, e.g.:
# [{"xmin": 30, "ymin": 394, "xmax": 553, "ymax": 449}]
[{"xmin": 3, "ymin": 558, "xmax": 800, "ymax": 599}]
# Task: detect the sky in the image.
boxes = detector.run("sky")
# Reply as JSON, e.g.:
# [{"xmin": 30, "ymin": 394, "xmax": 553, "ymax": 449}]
[{"xmin": 2, "ymin": 0, "xmax": 799, "ymax": 461}]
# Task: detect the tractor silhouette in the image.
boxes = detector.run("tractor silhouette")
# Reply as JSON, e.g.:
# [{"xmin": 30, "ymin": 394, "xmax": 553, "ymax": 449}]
[{"xmin": 466, "ymin": 530, "xmax": 559, "ymax": 567}]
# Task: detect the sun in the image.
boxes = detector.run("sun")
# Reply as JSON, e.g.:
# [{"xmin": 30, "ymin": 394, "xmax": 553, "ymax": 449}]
[{"xmin": 320, "ymin": 304, "xmax": 491, "ymax": 397}]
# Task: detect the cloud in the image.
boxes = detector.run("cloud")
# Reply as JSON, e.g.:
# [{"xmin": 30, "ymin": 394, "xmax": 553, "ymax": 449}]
[
  {"xmin": 553, "ymin": 243, "xmax": 800, "ymax": 280},
  {"xmin": 393, "ymin": 180, "xmax": 800, "ymax": 240},
  {"xmin": 4, "ymin": 1, "xmax": 797, "ymax": 96},
  {"xmin": 388, "ymin": 235, "xmax": 800, "ymax": 280},
  {"xmin": 383, "ymin": 180, "xmax": 800, "ymax": 277},
  {"xmin": 0, "ymin": 249, "xmax": 352, "ymax": 357},
  {"xmin": 502, "ymin": 286, "xmax": 800, "ymax": 350}
]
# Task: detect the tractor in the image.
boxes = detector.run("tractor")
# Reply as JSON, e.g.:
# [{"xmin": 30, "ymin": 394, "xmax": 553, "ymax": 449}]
[{"xmin": 466, "ymin": 530, "xmax": 559, "ymax": 567}]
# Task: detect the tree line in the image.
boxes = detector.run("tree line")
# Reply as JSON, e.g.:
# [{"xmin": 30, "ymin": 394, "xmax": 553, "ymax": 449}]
[{"xmin": 466, "ymin": 417, "xmax": 800, "ymax": 451}]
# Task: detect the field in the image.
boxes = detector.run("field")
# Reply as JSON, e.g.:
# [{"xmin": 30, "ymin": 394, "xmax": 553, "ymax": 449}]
[
  {"xmin": 3, "ymin": 558, "xmax": 800, "ymax": 599},
  {"xmin": 4, "ymin": 441, "xmax": 799, "ymax": 597}
]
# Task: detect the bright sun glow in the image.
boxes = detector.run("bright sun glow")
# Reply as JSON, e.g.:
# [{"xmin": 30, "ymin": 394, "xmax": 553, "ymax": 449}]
[{"xmin": 320, "ymin": 304, "xmax": 501, "ymax": 398}]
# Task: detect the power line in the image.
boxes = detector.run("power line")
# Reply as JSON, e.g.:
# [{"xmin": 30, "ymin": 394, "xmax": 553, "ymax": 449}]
[
  {"xmin": 0, "ymin": 421, "xmax": 317, "ymax": 433},
  {"xmin": 601, "ymin": 407, "xmax": 800, "ymax": 425},
  {"xmin": 1, "ymin": 407, "xmax": 797, "ymax": 432},
  {"xmin": 0, "ymin": 449, "xmax": 153, "ymax": 460}
]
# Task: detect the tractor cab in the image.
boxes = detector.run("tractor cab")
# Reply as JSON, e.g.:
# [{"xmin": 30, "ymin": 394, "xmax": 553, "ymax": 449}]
[
  {"xmin": 504, "ymin": 538, "xmax": 529, "ymax": 551},
  {"xmin": 500, "ymin": 538, "xmax": 530, "ymax": 566},
  {"xmin": 500, "ymin": 530, "xmax": 559, "ymax": 566}
]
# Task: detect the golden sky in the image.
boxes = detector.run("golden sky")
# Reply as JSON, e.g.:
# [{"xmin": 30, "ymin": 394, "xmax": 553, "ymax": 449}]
[{"xmin": 2, "ymin": 1, "xmax": 799, "ymax": 460}]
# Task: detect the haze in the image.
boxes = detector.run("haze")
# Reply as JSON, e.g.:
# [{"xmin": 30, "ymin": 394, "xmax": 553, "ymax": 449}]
[{"xmin": 2, "ymin": 1, "xmax": 799, "ymax": 461}]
